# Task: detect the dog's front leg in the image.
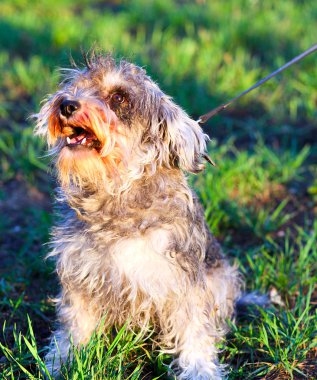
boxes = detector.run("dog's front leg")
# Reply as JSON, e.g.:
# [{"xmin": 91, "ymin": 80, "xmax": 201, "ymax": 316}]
[
  {"xmin": 45, "ymin": 291, "xmax": 99, "ymax": 376},
  {"xmin": 163, "ymin": 289, "xmax": 226, "ymax": 380}
]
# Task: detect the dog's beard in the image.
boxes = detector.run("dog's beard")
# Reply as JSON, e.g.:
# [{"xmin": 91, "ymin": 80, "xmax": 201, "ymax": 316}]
[{"xmin": 57, "ymin": 147, "xmax": 107, "ymax": 189}]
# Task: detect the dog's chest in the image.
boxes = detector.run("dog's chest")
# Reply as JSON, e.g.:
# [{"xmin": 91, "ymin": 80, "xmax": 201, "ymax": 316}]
[
  {"xmin": 57, "ymin": 225, "xmax": 181, "ymax": 297},
  {"xmin": 110, "ymin": 228, "xmax": 180, "ymax": 296}
]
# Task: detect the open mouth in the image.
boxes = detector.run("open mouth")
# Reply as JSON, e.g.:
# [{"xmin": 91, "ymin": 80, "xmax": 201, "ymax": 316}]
[{"xmin": 65, "ymin": 127, "xmax": 101, "ymax": 150}]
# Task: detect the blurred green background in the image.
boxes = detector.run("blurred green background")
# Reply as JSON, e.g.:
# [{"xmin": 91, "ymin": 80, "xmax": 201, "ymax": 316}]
[
  {"xmin": 1, "ymin": 0, "xmax": 317, "ymax": 158},
  {"xmin": 0, "ymin": 1, "xmax": 316, "ymax": 379}
]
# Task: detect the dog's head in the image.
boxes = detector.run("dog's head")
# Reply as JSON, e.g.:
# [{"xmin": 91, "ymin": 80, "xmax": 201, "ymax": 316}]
[{"xmin": 35, "ymin": 53, "xmax": 210, "ymax": 192}]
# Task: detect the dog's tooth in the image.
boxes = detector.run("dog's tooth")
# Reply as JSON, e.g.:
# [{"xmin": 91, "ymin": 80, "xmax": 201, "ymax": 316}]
[
  {"xmin": 81, "ymin": 137, "xmax": 87, "ymax": 145},
  {"xmin": 66, "ymin": 137, "xmax": 71, "ymax": 144}
]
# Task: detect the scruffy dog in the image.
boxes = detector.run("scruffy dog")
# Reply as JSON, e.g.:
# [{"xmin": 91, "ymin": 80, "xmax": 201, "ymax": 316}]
[{"xmin": 35, "ymin": 53, "xmax": 242, "ymax": 379}]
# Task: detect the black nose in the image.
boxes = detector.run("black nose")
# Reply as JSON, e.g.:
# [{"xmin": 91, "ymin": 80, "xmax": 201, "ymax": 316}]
[{"xmin": 60, "ymin": 100, "xmax": 81, "ymax": 118}]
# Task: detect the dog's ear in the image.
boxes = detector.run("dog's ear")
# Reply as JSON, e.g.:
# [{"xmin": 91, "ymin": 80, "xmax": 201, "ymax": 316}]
[{"xmin": 154, "ymin": 96, "xmax": 210, "ymax": 173}]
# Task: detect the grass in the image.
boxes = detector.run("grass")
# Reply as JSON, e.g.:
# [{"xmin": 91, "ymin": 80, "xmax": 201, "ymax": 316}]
[
  {"xmin": 226, "ymin": 287, "xmax": 316, "ymax": 379},
  {"xmin": 0, "ymin": 0, "xmax": 316, "ymax": 379},
  {"xmin": 0, "ymin": 318, "xmax": 165, "ymax": 380}
]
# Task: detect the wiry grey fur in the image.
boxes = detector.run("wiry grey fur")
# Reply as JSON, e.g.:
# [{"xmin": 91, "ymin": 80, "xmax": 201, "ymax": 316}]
[{"xmin": 35, "ymin": 53, "xmax": 242, "ymax": 379}]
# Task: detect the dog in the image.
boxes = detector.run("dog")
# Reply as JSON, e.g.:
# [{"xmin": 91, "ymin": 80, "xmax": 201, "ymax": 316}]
[{"xmin": 35, "ymin": 52, "xmax": 243, "ymax": 379}]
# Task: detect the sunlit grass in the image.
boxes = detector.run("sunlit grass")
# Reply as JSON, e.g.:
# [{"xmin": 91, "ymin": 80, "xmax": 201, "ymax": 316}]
[
  {"xmin": 1, "ymin": 317, "xmax": 171, "ymax": 380},
  {"xmin": 194, "ymin": 140, "xmax": 310, "ymax": 239},
  {"xmin": 225, "ymin": 288, "xmax": 316, "ymax": 379}
]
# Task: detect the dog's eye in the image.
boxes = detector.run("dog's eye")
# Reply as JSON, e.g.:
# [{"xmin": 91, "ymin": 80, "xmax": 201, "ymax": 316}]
[{"xmin": 111, "ymin": 93, "xmax": 125, "ymax": 104}]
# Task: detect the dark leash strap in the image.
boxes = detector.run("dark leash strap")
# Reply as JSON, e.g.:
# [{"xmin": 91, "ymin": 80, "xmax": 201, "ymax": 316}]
[{"xmin": 197, "ymin": 43, "xmax": 317, "ymax": 124}]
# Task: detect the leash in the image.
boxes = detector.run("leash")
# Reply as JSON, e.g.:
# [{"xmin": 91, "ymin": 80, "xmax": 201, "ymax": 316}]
[{"xmin": 197, "ymin": 43, "xmax": 317, "ymax": 124}]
